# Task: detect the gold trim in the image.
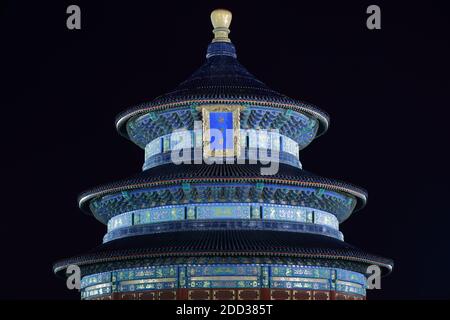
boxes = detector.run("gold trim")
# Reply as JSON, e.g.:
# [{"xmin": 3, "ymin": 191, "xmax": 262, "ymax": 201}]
[
  {"xmin": 336, "ymin": 280, "xmax": 363, "ymax": 288},
  {"xmin": 271, "ymin": 277, "xmax": 329, "ymax": 283},
  {"xmin": 158, "ymin": 290, "xmax": 177, "ymax": 300},
  {"xmin": 293, "ymin": 290, "xmax": 312, "ymax": 300},
  {"xmin": 270, "ymin": 289, "xmax": 291, "ymax": 300},
  {"xmin": 313, "ymin": 291, "xmax": 330, "ymax": 300},
  {"xmin": 188, "ymin": 289, "xmax": 211, "ymax": 300},
  {"xmin": 84, "ymin": 283, "xmax": 111, "ymax": 291},
  {"xmin": 190, "ymin": 276, "xmax": 257, "ymax": 281},
  {"xmin": 119, "ymin": 278, "xmax": 177, "ymax": 286},
  {"xmin": 201, "ymin": 104, "xmax": 241, "ymax": 158},
  {"xmin": 120, "ymin": 293, "xmax": 137, "ymax": 299},
  {"xmin": 138, "ymin": 292, "xmax": 156, "ymax": 300},
  {"xmin": 238, "ymin": 289, "xmax": 260, "ymax": 300},
  {"xmin": 213, "ymin": 289, "xmax": 236, "ymax": 300}
]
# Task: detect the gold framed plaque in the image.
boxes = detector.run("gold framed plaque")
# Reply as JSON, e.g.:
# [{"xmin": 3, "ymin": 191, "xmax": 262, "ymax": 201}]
[{"xmin": 201, "ymin": 105, "xmax": 241, "ymax": 158}]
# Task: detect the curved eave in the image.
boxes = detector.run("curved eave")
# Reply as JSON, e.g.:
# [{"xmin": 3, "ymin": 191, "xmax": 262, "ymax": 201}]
[
  {"xmin": 54, "ymin": 251, "xmax": 392, "ymax": 277},
  {"xmin": 53, "ymin": 231, "xmax": 392, "ymax": 277},
  {"xmin": 78, "ymin": 176, "xmax": 367, "ymax": 218},
  {"xmin": 115, "ymin": 98, "xmax": 330, "ymax": 141}
]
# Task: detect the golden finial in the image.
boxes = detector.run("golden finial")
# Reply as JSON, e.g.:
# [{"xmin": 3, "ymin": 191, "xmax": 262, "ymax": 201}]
[{"xmin": 210, "ymin": 9, "xmax": 232, "ymax": 42}]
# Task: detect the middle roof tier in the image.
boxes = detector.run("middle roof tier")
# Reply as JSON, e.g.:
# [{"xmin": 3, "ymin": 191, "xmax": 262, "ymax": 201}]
[{"xmin": 79, "ymin": 163, "xmax": 367, "ymax": 225}]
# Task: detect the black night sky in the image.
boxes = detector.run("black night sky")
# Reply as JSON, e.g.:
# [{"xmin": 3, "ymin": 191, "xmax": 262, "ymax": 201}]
[{"xmin": 1, "ymin": 0, "xmax": 449, "ymax": 300}]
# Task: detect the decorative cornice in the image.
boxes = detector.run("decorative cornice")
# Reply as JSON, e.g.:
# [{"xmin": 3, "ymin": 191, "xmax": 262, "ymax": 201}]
[
  {"xmin": 53, "ymin": 230, "xmax": 393, "ymax": 277},
  {"xmin": 79, "ymin": 176, "xmax": 367, "ymax": 213},
  {"xmin": 116, "ymin": 98, "xmax": 330, "ymax": 140}
]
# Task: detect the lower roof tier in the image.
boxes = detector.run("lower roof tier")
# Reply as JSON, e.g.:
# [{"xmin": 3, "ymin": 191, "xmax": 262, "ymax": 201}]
[
  {"xmin": 53, "ymin": 230, "xmax": 393, "ymax": 277},
  {"xmin": 81, "ymin": 163, "xmax": 367, "ymax": 224}
]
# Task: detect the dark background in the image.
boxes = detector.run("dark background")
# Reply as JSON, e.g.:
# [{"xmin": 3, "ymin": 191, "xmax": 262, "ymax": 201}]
[{"xmin": 1, "ymin": 0, "xmax": 449, "ymax": 299}]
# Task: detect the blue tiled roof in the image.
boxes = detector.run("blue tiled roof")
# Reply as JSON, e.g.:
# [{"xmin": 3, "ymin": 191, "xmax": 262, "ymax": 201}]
[{"xmin": 53, "ymin": 230, "xmax": 393, "ymax": 276}]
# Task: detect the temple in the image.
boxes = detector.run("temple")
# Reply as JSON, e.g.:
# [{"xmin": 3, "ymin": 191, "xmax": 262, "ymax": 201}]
[{"xmin": 54, "ymin": 9, "xmax": 392, "ymax": 300}]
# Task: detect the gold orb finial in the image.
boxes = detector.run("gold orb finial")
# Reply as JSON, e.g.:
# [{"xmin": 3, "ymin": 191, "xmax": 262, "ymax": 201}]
[{"xmin": 210, "ymin": 9, "xmax": 232, "ymax": 42}]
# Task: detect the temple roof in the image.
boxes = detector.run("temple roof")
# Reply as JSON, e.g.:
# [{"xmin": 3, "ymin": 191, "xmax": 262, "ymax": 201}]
[
  {"xmin": 78, "ymin": 163, "xmax": 368, "ymax": 214},
  {"xmin": 54, "ymin": 10, "xmax": 393, "ymax": 285},
  {"xmin": 115, "ymin": 41, "xmax": 329, "ymax": 140},
  {"xmin": 53, "ymin": 230, "xmax": 393, "ymax": 276}
]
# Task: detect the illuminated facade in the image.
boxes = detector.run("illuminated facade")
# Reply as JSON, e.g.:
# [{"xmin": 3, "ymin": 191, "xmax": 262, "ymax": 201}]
[{"xmin": 54, "ymin": 9, "xmax": 392, "ymax": 300}]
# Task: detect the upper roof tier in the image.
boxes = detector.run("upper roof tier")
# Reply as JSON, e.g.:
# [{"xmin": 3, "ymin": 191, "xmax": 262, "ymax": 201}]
[{"xmin": 116, "ymin": 9, "xmax": 329, "ymax": 149}]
